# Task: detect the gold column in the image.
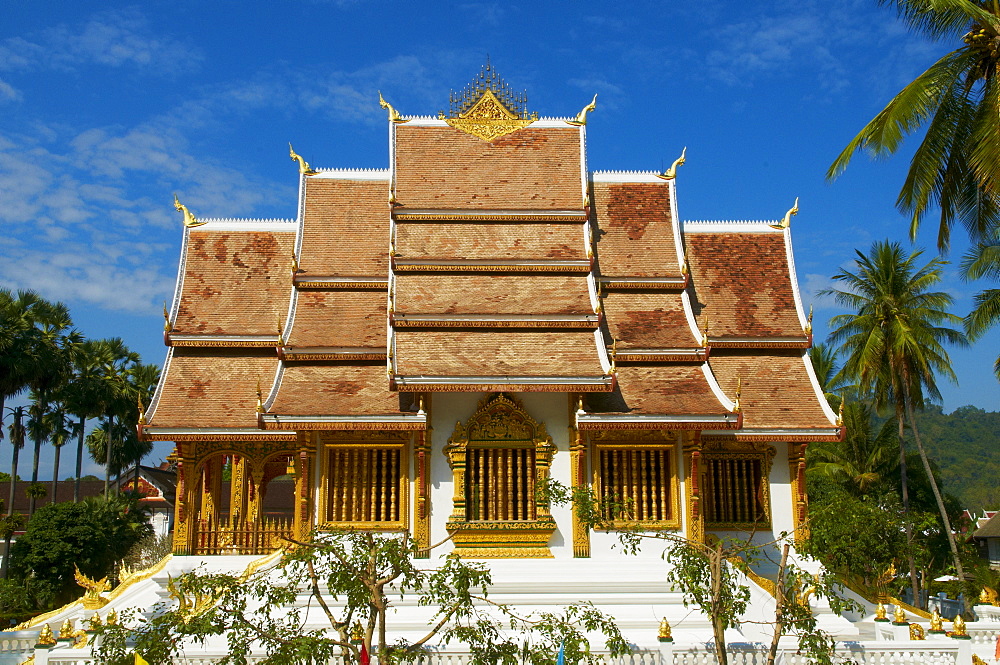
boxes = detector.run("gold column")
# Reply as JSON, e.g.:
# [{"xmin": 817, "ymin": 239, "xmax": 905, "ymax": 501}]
[
  {"xmin": 247, "ymin": 466, "xmax": 265, "ymax": 525},
  {"xmin": 171, "ymin": 445, "xmax": 195, "ymax": 555},
  {"xmin": 683, "ymin": 433, "xmax": 704, "ymax": 544},
  {"xmin": 201, "ymin": 455, "xmax": 222, "ymax": 525},
  {"xmin": 445, "ymin": 426, "xmax": 469, "ymax": 523},
  {"xmin": 570, "ymin": 430, "xmax": 590, "ymax": 557},
  {"xmin": 413, "ymin": 424, "xmax": 430, "ymax": 556},
  {"xmin": 789, "ymin": 442, "xmax": 809, "ymax": 542},
  {"xmin": 534, "ymin": 438, "xmax": 556, "ymax": 521},
  {"xmin": 293, "ymin": 432, "xmax": 313, "ymax": 541},
  {"xmin": 231, "ymin": 455, "xmax": 247, "ymax": 526}
]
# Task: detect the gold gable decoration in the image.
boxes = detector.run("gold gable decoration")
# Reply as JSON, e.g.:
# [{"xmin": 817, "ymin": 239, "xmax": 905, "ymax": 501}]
[{"xmin": 439, "ymin": 61, "xmax": 538, "ymax": 142}]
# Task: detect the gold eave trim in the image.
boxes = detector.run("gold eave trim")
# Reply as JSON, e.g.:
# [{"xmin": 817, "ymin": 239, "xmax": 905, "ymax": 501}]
[
  {"xmin": 393, "ymin": 209, "xmax": 587, "ymax": 222},
  {"xmin": 392, "ymin": 314, "xmax": 599, "ymax": 329},
  {"xmin": 613, "ymin": 348, "xmax": 708, "ymax": 362},
  {"xmin": 392, "ymin": 259, "xmax": 591, "ymax": 273},
  {"xmin": 708, "ymin": 337, "xmax": 810, "ymax": 349},
  {"xmin": 294, "ymin": 276, "xmax": 388, "ymax": 290},
  {"xmin": 259, "ymin": 414, "xmax": 426, "ymax": 431},
  {"xmin": 700, "ymin": 427, "xmax": 844, "ymax": 442},
  {"xmin": 577, "ymin": 413, "xmax": 741, "ymax": 430},
  {"xmin": 280, "ymin": 347, "xmax": 387, "ymax": 361},
  {"xmin": 599, "ymin": 277, "xmax": 688, "ymax": 291},
  {"xmin": 166, "ymin": 335, "xmax": 279, "ymax": 348},
  {"xmin": 142, "ymin": 427, "xmax": 297, "ymax": 442},
  {"xmin": 393, "ymin": 375, "xmax": 615, "ymax": 393}
]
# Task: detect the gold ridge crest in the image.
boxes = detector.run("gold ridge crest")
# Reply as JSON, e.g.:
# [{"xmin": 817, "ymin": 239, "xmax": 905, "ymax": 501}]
[{"xmin": 440, "ymin": 62, "xmax": 537, "ymax": 142}]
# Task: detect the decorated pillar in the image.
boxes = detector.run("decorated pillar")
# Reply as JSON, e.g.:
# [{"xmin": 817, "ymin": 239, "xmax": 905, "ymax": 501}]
[
  {"xmin": 231, "ymin": 455, "xmax": 247, "ymax": 526},
  {"xmin": 293, "ymin": 432, "xmax": 314, "ymax": 541},
  {"xmin": 171, "ymin": 444, "xmax": 196, "ymax": 555},
  {"xmin": 200, "ymin": 455, "xmax": 222, "ymax": 526},
  {"xmin": 789, "ymin": 442, "xmax": 809, "ymax": 542},
  {"xmin": 444, "ymin": 423, "xmax": 469, "ymax": 523},
  {"xmin": 569, "ymin": 395, "xmax": 590, "ymax": 558},
  {"xmin": 413, "ymin": 424, "xmax": 431, "ymax": 558},
  {"xmin": 683, "ymin": 432, "xmax": 704, "ymax": 544}
]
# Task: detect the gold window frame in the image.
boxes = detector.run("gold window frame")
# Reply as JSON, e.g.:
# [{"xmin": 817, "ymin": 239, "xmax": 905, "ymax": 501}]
[
  {"xmin": 701, "ymin": 450, "xmax": 773, "ymax": 531},
  {"xmin": 592, "ymin": 442, "xmax": 681, "ymax": 531},
  {"xmin": 444, "ymin": 394, "xmax": 556, "ymax": 558},
  {"xmin": 317, "ymin": 434, "xmax": 409, "ymax": 532}
]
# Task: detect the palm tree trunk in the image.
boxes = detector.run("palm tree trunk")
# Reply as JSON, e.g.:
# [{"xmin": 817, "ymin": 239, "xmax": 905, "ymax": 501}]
[
  {"xmin": 902, "ymin": 385, "xmax": 966, "ymax": 604},
  {"xmin": 74, "ymin": 419, "xmax": 84, "ymax": 502},
  {"xmin": 897, "ymin": 411, "xmax": 921, "ymax": 608},
  {"xmin": 104, "ymin": 416, "xmax": 113, "ymax": 495},
  {"xmin": 28, "ymin": 427, "xmax": 42, "ymax": 516},
  {"xmin": 2, "ymin": 444, "xmax": 20, "ymax": 580},
  {"xmin": 51, "ymin": 444, "xmax": 61, "ymax": 503}
]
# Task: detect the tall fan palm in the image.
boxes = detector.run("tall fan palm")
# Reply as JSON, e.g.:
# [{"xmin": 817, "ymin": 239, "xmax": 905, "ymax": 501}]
[
  {"xmin": 45, "ymin": 406, "xmax": 72, "ymax": 502},
  {"xmin": 824, "ymin": 240, "xmax": 968, "ymax": 601},
  {"xmin": 62, "ymin": 339, "xmax": 117, "ymax": 501},
  {"xmin": 124, "ymin": 362, "xmax": 159, "ymax": 490},
  {"xmin": 1, "ymin": 406, "xmax": 26, "ymax": 579},
  {"xmin": 83, "ymin": 338, "xmax": 139, "ymax": 493},
  {"xmin": 0, "ymin": 289, "xmax": 57, "ymax": 440},
  {"xmin": 828, "ymin": 0, "xmax": 1000, "ymax": 250}
]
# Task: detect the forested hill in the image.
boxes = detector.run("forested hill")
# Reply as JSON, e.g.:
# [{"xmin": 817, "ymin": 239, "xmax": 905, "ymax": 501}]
[{"xmin": 912, "ymin": 405, "xmax": 1000, "ymax": 512}]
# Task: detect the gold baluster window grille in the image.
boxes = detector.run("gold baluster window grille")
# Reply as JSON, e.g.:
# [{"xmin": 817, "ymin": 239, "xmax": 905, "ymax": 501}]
[
  {"xmin": 465, "ymin": 444, "xmax": 536, "ymax": 522},
  {"xmin": 324, "ymin": 445, "xmax": 405, "ymax": 528},
  {"xmin": 702, "ymin": 454, "xmax": 769, "ymax": 529},
  {"xmin": 593, "ymin": 445, "xmax": 679, "ymax": 529}
]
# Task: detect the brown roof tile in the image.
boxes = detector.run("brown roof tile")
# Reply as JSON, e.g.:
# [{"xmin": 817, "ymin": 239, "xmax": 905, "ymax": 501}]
[
  {"xmin": 268, "ymin": 363, "xmax": 403, "ymax": 416},
  {"xmin": 586, "ymin": 364, "xmax": 730, "ymax": 416},
  {"xmin": 394, "ymin": 220, "xmax": 587, "ymax": 261},
  {"xmin": 686, "ymin": 233, "xmax": 803, "ymax": 338},
  {"xmin": 394, "ymin": 125, "xmax": 583, "ymax": 210},
  {"xmin": 394, "ymin": 274, "xmax": 592, "ymax": 316},
  {"xmin": 173, "ymin": 230, "xmax": 295, "ymax": 335},
  {"xmin": 148, "ymin": 348, "xmax": 278, "ymax": 429},
  {"xmin": 299, "ymin": 178, "xmax": 390, "ymax": 277},
  {"xmin": 708, "ymin": 350, "xmax": 834, "ymax": 429},
  {"xmin": 592, "ymin": 181, "xmax": 681, "ymax": 277},
  {"xmin": 393, "ymin": 330, "xmax": 604, "ymax": 376},
  {"xmin": 602, "ymin": 292, "xmax": 694, "ymax": 349},
  {"xmin": 287, "ymin": 290, "xmax": 386, "ymax": 348}
]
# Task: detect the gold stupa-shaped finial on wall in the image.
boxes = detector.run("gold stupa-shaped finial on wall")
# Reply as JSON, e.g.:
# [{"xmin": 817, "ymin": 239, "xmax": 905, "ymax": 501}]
[{"xmin": 440, "ymin": 60, "xmax": 538, "ymax": 142}]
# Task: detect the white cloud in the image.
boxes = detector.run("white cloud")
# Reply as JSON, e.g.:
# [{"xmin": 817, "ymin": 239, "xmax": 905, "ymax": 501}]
[
  {"xmin": 802, "ymin": 273, "xmax": 839, "ymax": 310},
  {"xmin": 0, "ymin": 8, "xmax": 203, "ymax": 75},
  {"xmin": 0, "ymin": 77, "xmax": 21, "ymax": 103}
]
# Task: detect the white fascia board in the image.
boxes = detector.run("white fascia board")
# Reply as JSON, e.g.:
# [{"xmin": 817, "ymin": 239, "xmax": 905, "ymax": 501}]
[
  {"xmin": 709, "ymin": 336, "xmax": 808, "ymax": 344},
  {"xmin": 262, "ymin": 362, "xmax": 285, "ymax": 412},
  {"xmin": 168, "ymin": 334, "xmax": 280, "ymax": 344},
  {"xmin": 145, "ymin": 346, "xmax": 174, "ymax": 423},
  {"xmin": 394, "ymin": 314, "xmax": 597, "ymax": 323},
  {"xmin": 702, "ymin": 362, "xmax": 738, "ymax": 412},
  {"xmin": 192, "ymin": 219, "xmax": 296, "ymax": 232},
  {"xmin": 700, "ymin": 427, "xmax": 842, "ymax": 439},
  {"xmin": 261, "ymin": 414, "xmax": 426, "ymax": 424},
  {"xmin": 683, "ymin": 220, "xmax": 783, "ymax": 234},
  {"xmin": 784, "ymin": 225, "xmax": 810, "ymax": 334},
  {"xmin": 801, "ymin": 352, "xmax": 840, "ymax": 426},
  {"xmin": 591, "ymin": 171, "xmax": 664, "ymax": 183},
  {"xmin": 395, "ymin": 375, "xmax": 612, "ymax": 386},
  {"xmin": 616, "ymin": 348, "xmax": 703, "ymax": 356},
  {"xmin": 144, "ymin": 427, "xmax": 276, "ymax": 437},
  {"xmin": 309, "ymin": 169, "xmax": 390, "ymax": 180},
  {"xmin": 577, "ymin": 413, "xmax": 740, "ymax": 425}
]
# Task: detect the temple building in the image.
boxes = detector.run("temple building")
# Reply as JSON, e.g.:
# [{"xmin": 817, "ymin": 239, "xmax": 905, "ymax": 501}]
[{"xmin": 142, "ymin": 65, "xmax": 840, "ymax": 565}]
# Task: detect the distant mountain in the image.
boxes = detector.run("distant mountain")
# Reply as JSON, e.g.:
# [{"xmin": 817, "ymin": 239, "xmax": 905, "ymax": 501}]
[{"xmin": 910, "ymin": 405, "xmax": 1000, "ymax": 512}]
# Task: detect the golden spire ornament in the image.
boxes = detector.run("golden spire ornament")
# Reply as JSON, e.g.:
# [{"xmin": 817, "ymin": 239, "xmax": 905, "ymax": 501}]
[
  {"xmin": 379, "ymin": 91, "xmax": 408, "ymax": 123},
  {"xmin": 893, "ymin": 604, "xmax": 907, "ymax": 624},
  {"xmin": 288, "ymin": 143, "xmax": 317, "ymax": 176},
  {"xmin": 657, "ymin": 617, "xmax": 673, "ymax": 642},
  {"xmin": 173, "ymin": 194, "xmax": 207, "ymax": 228},
  {"xmin": 256, "ymin": 379, "xmax": 265, "ymax": 414},
  {"xmin": 733, "ymin": 377, "xmax": 742, "ymax": 413},
  {"xmin": 952, "ymin": 613, "xmax": 969, "ymax": 637},
  {"xmin": 874, "ymin": 601, "xmax": 888, "ymax": 621},
  {"xmin": 770, "ymin": 197, "xmax": 799, "ymax": 230},
  {"xmin": 805, "ymin": 304, "xmax": 813, "ymax": 335},
  {"xmin": 658, "ymin": 147, "xmax": 687, "ymax": 180},
  {"xmin": 566, "ymin": 94, "xmax": 597, "ymax": 126},
  {"xmin": 137, "ymin": 395, "xmax": 146, "ymax": 426},
  {"xmin": 163, "ymin": 302, "xmax": 172, "ymax": 333},
  {"xmin": 36, "ymin": 624, "xmax": 56, "ymax": 647},
  {"xmin": 930, "ymin": 607, "xmax": 944, "ymax": 632}
]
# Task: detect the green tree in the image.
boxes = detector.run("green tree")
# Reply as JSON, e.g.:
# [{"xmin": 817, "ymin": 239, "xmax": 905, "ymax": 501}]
[
  {"xmin": 962, "ymin": 236, "xmax": 1000, "ymax": 378},
  {"xmin": 808, "ymin": 401, "xmax": 898, "ymax": 496},
  {"xmin": 824, "ymin": 240, "xmax": 968, "ymax": 603},
  {"xmin": 1, "ymin": 406, "xmax": 26, "ymax": 580},
  {"xmin": 61, "ymin": 339, "xmax": 117, "ymax": 502},
  {"xmin": 96, "ymin": 531, "xmax": 629, "ymax": 665},
  {"xmin": 45, "ymin": 406, "xmax": 72, "ymax": 503},
  {"xmin": 8, "ymin": 491, "xmax": 152, "ymax": 608}
]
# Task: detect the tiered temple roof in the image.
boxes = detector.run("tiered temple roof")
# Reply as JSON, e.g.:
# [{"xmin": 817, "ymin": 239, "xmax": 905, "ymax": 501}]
[{"xmin": 145, "ymin": 70, "xmax": 837, "ymax": 444}]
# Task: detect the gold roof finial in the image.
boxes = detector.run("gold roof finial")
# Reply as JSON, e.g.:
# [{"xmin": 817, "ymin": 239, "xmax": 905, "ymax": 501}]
[
  {"xmin": 658, "ymin": 147, "xmax": 687, "ymax": 180},
  {"xmin": 701, "ymin": 318, "xmax": 709, "ymax": 348},
  {"xmin": 173, "ymin": 194, "xmax": 206, "ymax": 228},
  {"xmin": 836, "ymin": 399, "xmax": 844, "ymax": 427},
  {"xmin": 379, "ymin": 91, "xmax": 408, "ymax": 123},
  {"xmin": 163, "ymin": 301, "xmax": 172, "ymax": 333},
  {"xmin": 288, "ymin": 143, "xmax": 317, "ymax": 176},
  {"xmin": 137, "ymin": 395, "xmax": 146, "ymax": 426},
  {"xmin": 771, "ymin": 197, "xmax": 799, "ymax": 230},
  {"xmin": 256, "ymin": 379, "xmax": 265, "ymax": 414},
  {"xmin": 805, "ymin": 304, "xmax": 813, "ymax": 335},
  {"xmin": 443, "ymin": 62, "xmax": 536, "ymax": 141},
  {"xmin": 681, "ymin": 249, "xmax": 689, "ymax": 276},
  {"xmin": 277, "ymin": 319, "xmax": 284, "ymax": 346},
  {"xmin": 733, "ymin": 377, "xmax": 742, "ymax": 413},
  {"xmin": 291, "ymin": 251, "xmax": 298, "ymax": 273},
  {"xmin": 657, "ymin": 617, "xmax": 673, "ymax": 642},
  {"xmin": 609, "ymin": 338, "xmax": 618, "ymax": 374},
  {"xmin": 576, "ymin": 394, "xmax": 586, "ymax": 415},
  {"xmin": 566, "ymin": 94, "xmax": 598, "ymax": 126}
]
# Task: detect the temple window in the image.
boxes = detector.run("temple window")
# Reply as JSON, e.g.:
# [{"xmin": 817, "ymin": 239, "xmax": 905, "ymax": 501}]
[
  {"xmin": 702, "ymin": 454, "xmax": 770, "ymax": 529},
  {"xmin": 465, "ymin": 446, "xmax": 536, "ymax": 521},
  {"xmin": 319, "ymin": 433, "xmax": 409, "ymax": 530},
  {"xmin": 595, "ymin": 446, "xmax": 673, "ymax": 524}
]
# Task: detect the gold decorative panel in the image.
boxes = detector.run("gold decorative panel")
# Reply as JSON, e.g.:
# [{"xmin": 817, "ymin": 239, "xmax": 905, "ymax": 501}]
[
  {"xmin": 440, "ymin": 62, "xmax": 537, "ymax": 142},
  {"xmin": 444, "ymin": 393, "xmax": 556, "ymax": 557}
]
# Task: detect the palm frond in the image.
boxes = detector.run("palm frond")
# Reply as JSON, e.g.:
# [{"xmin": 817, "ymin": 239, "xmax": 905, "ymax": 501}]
[{"xmin": 879, "ymin": 0, "xmax": 1000, "ymax": 40}]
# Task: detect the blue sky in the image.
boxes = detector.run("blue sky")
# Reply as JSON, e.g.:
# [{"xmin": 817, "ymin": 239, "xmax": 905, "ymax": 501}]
[{"xmin": 2, "ymin": 1, "xmax": 998, "ymax": 476}]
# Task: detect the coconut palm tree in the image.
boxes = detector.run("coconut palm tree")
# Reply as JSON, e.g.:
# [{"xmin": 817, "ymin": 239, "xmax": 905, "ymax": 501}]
[
  {"xmin": 808, "ymin": 401, "xmax": 898, "ymax": 496},
  {"xmin": 82, "ymin": 338, "xmax": 139, "ymax": 493},
  {"xmin": 828, "ymin": 0, "xmax": 1000, "ymax": 251},
  {"xmin": 962, "ymin": 236, "xmax": 1000, "ymax": 377},
  {"xmin": 824, "ymin": 240, "xmax": 968, "ymax": 602}
]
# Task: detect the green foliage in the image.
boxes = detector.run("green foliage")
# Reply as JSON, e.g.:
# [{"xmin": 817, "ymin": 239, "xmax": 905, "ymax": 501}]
[
  {"xmin": 0, "ymin": 473, "xmax": 21, "ymax": 482},
  {"xmin": 24, "ymin": 482, "xmax": 47, "ymax": 499},
  {"xmin": 95, "ymin": 531, "xmax": 629, "ymax": 665},
  {"xmin": 8, "ymin": 491, "xmax": 152, "ymax": 607}
]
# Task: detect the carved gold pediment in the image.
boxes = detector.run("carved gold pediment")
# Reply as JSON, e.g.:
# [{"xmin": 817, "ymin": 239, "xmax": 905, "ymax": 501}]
[{"xmin": 443, "ymin": 89, "xmax": 536, "ymax": 142}]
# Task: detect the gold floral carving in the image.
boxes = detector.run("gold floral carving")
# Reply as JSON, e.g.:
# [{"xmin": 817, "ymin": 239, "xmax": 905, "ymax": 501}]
[{"xmin": 443, "ymin": 89, "xmax": 536, "ymax": 142}]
